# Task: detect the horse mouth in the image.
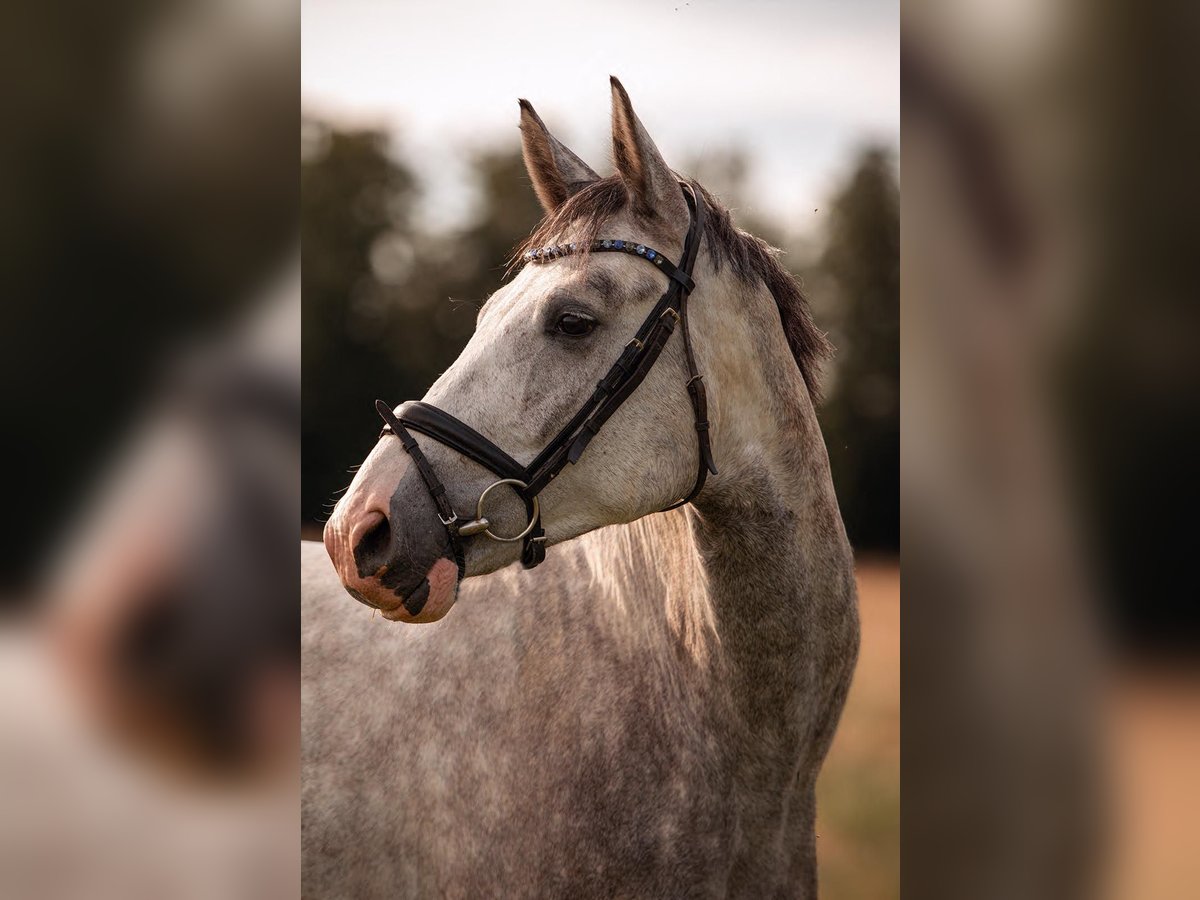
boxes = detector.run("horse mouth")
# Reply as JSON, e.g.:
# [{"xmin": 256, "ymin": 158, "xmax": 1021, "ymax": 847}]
[
  {"xmin": 383, "ymin": 578, "xmax": 431, "ymax": 618},
  {"xmin": 347, "ymin": 558, "xmax": 460, "ymax": 624},
  {"xmin": 346, "ymin": 579, "xmax": 425, "ymax": 617}
]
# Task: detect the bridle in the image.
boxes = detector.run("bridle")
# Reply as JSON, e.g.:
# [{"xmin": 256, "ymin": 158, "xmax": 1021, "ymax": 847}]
[{"xmin": 374, "ymin": 181, "xmax": 717, "ymax": 577}]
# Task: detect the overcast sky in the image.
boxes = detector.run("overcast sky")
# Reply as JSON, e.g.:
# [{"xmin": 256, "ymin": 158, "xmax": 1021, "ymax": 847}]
[{"xmin": 302, "ymin": 0, "xmax": 898, "ymax": 237}]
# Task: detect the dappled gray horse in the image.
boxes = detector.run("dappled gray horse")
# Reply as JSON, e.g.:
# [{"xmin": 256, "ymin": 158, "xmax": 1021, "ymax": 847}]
[{"xmin": 304, "ymin": 79, "xmax": 858, "ymax": 898}]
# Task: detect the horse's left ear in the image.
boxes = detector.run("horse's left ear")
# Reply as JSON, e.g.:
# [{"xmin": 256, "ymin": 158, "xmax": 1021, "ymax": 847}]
[
  {"xmin": 519, "ymin": 99, "xmax": 600, "ymax": 213},
  {"xmin": 609, "ymin": 77, "xmax": 689, "ymax": 227}
]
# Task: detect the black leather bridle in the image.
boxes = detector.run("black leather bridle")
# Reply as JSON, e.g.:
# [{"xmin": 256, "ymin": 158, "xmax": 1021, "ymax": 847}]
[{"xmin": 375, "ymin": 181, "xmax": 717, "ymax": 577}]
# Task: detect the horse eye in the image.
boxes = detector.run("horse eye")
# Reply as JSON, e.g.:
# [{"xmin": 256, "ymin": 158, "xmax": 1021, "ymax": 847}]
[{"xmin": 555, "ymin": 313, "xmax": 595, "ymax": 337}]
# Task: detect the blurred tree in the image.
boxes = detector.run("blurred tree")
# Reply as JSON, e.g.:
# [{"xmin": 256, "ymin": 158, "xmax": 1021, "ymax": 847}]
[
  {"xmin": 683, "ymin": 149, "xmax": 789, "ymax": 252},
  {"xmin": 459, "ymin": 149, "xmax": 546, "ymax": 279},
  {"xmin": 301, "ymin": 121, "xmax": 419, "ymax": 526},
  {"xmin": 815, "ymin": 148, "xmax": 900, "ymax": 552},
  {"xmin": 301, "ymin": 121, "xmax": 541, "ymax": 527}
]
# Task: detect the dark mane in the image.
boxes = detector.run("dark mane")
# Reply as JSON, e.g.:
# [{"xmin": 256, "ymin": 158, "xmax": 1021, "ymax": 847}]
[{"xmin": 513, "ymin": 177, "xmax": 830, "ymax": 399}]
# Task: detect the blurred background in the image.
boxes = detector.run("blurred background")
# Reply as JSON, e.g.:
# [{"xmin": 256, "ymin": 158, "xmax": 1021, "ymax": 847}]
[
  {"xmin": 1, "ymin": 0, "xmax": 297, "ymax": 898},
  {"xmin": 302, "ymin": 1, "xmax": 899, "ymax": 897},
  {"xmin": 903, "ymin": 1, "xmax": 1200, "ymax": 898}
]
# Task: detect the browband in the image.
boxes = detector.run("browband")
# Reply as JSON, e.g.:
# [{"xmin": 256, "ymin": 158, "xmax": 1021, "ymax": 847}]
[
  {"xmin": 378, "ymin": 181, "xmax": 716, "ymax": 572},
  {"xmin": 522, "ymin": 239, "xmax": 696, "ymax": 295}
]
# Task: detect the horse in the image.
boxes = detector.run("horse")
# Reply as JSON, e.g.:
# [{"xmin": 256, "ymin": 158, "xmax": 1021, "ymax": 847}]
[{"xmin": 304, "ymin": 79, "xmax": 859, "ymax": 898}]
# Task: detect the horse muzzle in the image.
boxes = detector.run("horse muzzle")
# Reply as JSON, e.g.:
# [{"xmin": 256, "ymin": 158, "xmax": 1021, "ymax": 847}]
[{"xmin": 324, "ymin": 496, "xmax": 462, "ymax": 624}]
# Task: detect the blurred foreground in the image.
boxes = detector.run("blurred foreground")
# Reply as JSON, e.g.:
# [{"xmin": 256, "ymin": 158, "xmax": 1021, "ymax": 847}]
[
  {"xmin": 0, "ymin": 625, "xmax": 297, "ymax": 900},
  {"xmin": 903, "ymin": 1, "xmax": 1199, "ymax": 897},
  {"xmin": 1, "ymin": 1, "xmax": 298, "ymax": 897}
]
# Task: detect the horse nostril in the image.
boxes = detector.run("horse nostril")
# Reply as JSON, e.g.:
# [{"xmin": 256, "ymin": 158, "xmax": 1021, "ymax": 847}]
[{"xmin": 352, "ymin": 510, "xmax": 393, "ymax": 575}]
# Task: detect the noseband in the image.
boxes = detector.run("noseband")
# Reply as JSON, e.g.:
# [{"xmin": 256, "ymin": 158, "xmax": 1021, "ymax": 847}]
[{"xmin": 375, "ymin": 182, "xmax": 717, "ymax": 576}]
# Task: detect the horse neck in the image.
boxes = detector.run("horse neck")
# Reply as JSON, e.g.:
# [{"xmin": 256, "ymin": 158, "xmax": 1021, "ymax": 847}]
[
  {"xmin": 587, "ymin": 272, "xmax": 857, "ymax": 743},
  {"xmin": 576, "ymin": 333, "xmax": 855, "ymax": 888},
  {"xmin": 691, "ymin": 269, "xmax": 856, "ymax": 672},
  {"xmin": 697, "ymin": 328, "xmax": 857, "ymax": 743}
]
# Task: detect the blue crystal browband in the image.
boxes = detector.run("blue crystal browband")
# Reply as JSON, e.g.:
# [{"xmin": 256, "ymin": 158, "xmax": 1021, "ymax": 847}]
[
  {"xmin": 523, "ymin": 239, "xmax": 662, "ymax": 264},
  {"xmin": 521, "ymin": 238, "xmax": 695, "ymax": 293}
]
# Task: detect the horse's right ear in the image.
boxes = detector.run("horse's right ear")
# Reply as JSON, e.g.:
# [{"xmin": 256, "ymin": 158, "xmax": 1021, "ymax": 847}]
[{"xmin": 519, "ymin": 99, "xmax": 600, "ymax": 213}]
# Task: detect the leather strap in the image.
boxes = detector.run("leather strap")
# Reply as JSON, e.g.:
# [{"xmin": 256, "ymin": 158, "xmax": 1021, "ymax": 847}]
[
  {"xmin": 664, "ymin": 186, "xmax": 718, "ymax": 508},
  {"xmin": 375, "ymin": 400, "xmax": 466, "ymax": 579},
  {"xmin": 396, "ymin": 401, "xmax": 526, "ymax": 481}
]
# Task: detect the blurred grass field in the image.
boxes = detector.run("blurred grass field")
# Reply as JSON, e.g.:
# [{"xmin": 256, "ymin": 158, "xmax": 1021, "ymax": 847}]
[{"xmin": 817, "ymin": 558, "xmax": 901, "ymax": 900}]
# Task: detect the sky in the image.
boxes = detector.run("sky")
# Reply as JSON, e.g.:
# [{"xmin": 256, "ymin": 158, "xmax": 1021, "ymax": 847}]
[{"xmin": 302, "ymin": 0, "xmax": 898, "ymax": 238}]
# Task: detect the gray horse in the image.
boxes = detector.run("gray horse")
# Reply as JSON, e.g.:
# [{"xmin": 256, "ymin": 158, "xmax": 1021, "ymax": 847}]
[{"xmin": 304, "ymin": 79, "xmax": 858, "ymax": 899}]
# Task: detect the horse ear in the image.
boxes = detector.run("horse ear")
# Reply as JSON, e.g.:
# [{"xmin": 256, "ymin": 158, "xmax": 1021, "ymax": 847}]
[
  {"xmin": 609, "ymin": 77, "xmax": 688, "ymax": 226},
  {"xmin": 519, "ymin": 99, "xmax": 600, "ymax": 213}
]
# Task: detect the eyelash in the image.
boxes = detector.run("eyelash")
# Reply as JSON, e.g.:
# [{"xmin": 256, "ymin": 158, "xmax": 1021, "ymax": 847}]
[{"xmin": 552, "ymin": 311, "xmax": 597, "ymax": 337}]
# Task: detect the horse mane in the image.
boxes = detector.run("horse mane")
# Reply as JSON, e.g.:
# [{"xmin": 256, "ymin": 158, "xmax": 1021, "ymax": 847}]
[{"xmin": 513, "ymin": 176, "xmax": 831, "ymax": 400}]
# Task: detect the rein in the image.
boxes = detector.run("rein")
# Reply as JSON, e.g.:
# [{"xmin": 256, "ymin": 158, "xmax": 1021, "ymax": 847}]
[{"xmin": 375, "ymin": 182, "xmax": 717, "ymax": 575}]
